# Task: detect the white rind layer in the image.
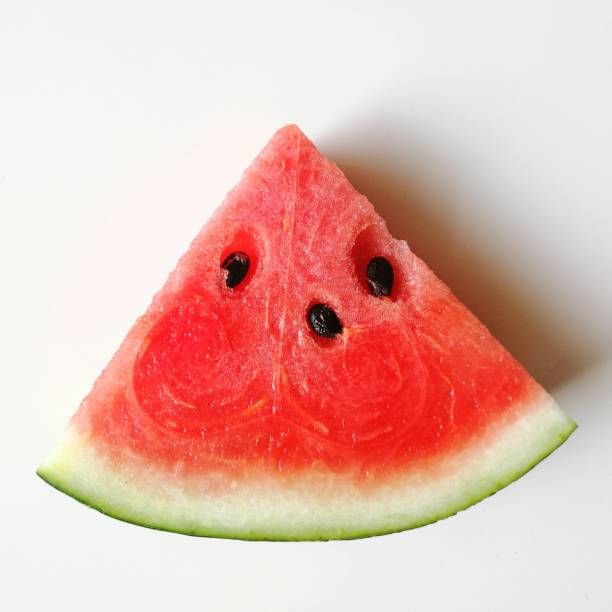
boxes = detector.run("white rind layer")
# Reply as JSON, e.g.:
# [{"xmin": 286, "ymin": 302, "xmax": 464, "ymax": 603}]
[{"xmin": 37, "ymin": 393, "xmax": 575, "ymax": 540}]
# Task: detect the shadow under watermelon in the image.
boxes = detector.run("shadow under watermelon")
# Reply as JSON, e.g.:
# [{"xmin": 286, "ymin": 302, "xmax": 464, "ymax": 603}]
[{"xmin": 320, "ymin": 125, "xmax": 602, "ymax": 395}]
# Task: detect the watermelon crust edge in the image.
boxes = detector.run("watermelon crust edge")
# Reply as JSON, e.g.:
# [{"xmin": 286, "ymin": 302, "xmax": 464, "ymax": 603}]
[{"xmin": 37, "ymin": 392, "xmax": 575, "ymax": 541}]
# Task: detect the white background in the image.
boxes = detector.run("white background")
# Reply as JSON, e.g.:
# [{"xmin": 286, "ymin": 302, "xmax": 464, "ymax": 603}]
[{"xmin": 2, "ymin": 1, "xmax": 611, "ymax": 611}]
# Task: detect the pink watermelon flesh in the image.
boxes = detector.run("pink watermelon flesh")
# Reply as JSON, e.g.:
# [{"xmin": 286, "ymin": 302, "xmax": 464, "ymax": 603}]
[{"xmin": 38, "ymin": 125, "xmax": 576, "ymax": 540}]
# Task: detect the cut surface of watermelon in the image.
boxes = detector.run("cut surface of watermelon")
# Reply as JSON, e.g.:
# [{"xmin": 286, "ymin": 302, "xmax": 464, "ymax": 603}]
[{"xmin": 38, "ymin": 125, "xmax": 576, "ymax": 540}]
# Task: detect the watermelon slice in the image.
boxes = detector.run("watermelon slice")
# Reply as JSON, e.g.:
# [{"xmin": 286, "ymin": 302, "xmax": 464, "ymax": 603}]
[{"xmin": 38, "ymin": 125, "xmax": 576, "ymax": 540}]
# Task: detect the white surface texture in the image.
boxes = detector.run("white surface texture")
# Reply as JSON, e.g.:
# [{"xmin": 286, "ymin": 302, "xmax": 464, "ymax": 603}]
[{"xmin": 2, "ymin": 1, "xmax": 611, "ymax": 611}]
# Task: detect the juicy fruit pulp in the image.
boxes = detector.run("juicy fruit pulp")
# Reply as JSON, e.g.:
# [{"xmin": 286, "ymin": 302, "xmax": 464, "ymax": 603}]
[{"xmin": 38, "ymin": 125, "xmax": 576, "ymax": 540}]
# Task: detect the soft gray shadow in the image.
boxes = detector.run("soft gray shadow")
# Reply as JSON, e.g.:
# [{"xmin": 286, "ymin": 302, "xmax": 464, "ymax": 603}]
[{"xmin": 320, "ymin": 121, "xmax": 601, "ymax": 392}]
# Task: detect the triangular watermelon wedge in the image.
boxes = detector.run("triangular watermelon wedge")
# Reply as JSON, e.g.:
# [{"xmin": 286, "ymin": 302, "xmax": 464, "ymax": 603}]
[{"xmin": 38, "ymin": 125, "xmax": 576, "ymax": 540}]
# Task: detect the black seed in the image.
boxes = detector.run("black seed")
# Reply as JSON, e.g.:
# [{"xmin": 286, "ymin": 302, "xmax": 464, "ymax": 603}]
[
  {"xmin": 221, "ymin": 252, "xmax": 249, "ymax": 288},
  {"xmin": 307, "ymin": 303, "xmax": 343, "ymax": 338},
  {"xmin": 367, "ymin": 257, "xmax": 394, "ymax": 297}
]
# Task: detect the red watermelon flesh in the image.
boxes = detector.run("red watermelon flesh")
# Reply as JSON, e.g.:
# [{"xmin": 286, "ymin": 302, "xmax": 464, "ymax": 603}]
[{"xmin": 38, "ymin": 125, "xmax": 576, "ymax": 540}]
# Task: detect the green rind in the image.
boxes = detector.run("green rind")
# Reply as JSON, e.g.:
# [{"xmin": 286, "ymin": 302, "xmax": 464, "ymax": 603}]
[{"xmin": 36, "ymin": 404, "xmax": 576, "ymax": 541}]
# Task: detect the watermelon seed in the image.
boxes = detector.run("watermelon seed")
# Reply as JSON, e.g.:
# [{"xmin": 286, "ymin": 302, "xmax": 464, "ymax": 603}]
[
  {"xmin": 367, "ymin": 257, "xmax": 394, "ymax": 297},
  {"xmin": 307, "ymin": 304, "xmax": 343, "ymax": 338},
  {"xmin": 221, "ymin": 252, "xmax": 250, "ymax": 288}
]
